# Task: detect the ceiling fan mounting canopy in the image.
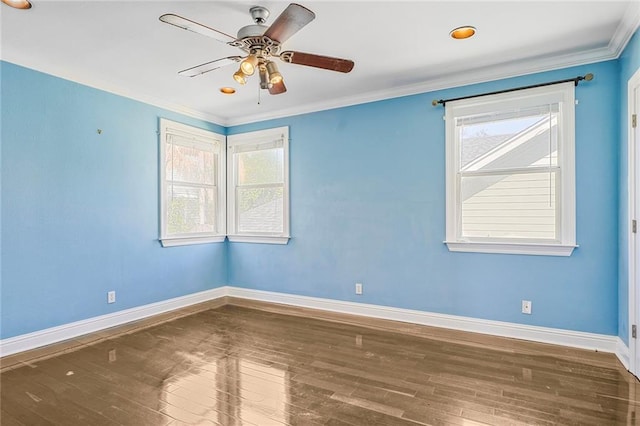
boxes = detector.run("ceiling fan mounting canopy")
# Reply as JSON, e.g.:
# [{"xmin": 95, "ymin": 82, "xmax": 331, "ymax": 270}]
[
  {"xmin": 159, "ymin": 3, "xmax": 354, "ymax": 95},
  {"xmin": 236, "ymin": 6, "xmax": 270, "ymax": 41},
  {"xmin": 249, "ymin": 6, "xmax": 270, "ymax": 24}
]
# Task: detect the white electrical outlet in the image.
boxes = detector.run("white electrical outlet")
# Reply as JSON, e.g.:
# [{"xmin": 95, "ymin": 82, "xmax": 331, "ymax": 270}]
[
  {"xmin": 108, "ymin": 291, "xmax": 116, "ymax": 304},
  {"xmin": 522, "ymin": 300, "xmax": 532, "ymax": 314},
  {"xmin": 355, "ymin": 282, "xmax": 363, "ymax": 295}
]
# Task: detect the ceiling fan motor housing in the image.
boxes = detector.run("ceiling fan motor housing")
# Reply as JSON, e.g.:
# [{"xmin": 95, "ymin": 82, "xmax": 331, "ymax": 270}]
[
  {"xmin": 236, "ymin": 24, "xmax": 267, "ymax": 40},
  {"xmin": 232, "ymin": 6, "xmax": 280, "ymax": 57}
]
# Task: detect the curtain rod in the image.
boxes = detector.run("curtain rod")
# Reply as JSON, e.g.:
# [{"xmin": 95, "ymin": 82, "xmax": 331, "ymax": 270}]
[{"xmin": 431, "ymin": 73, "xmax": 593, "ymax": 107}]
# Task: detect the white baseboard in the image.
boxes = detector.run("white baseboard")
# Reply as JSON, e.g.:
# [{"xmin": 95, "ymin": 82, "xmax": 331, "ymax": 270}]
[
  {"xmin": 1, "ymin": 285, "xmax": 627, "ymax": 370},
  {"xmin": 0, "ymin": 287, "xmax": 226, "ymax": 357},
  {"xmin": 226, "ymin": 287, "xmax": 620, "ymax": 354},
  {"xmin": 616, "ymin": 337, "xmax": 630, "ymax": 370}
]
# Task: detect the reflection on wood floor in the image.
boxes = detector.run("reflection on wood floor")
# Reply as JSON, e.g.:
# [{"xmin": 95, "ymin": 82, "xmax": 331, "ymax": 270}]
[{"xmin": 1, "ymin": 301, "xmax": 639, "ymax": 425}]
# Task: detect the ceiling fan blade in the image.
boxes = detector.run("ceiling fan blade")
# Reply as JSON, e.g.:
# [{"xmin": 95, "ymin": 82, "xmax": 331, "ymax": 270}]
[
  {"xmin": 263, "ymin": 3, "xmax": 315, "ymax": 43},
  {"xmin": 279, "ymin": 51, "xmax": 354, "ymax": 73},
  {"xmin": 160, "ymin": 14, "xmax": 236, "ymax": 44},
  {"xmin": 269, "ymin": 80, "xmax": 287, "ymax": 95},
  {"xmin": 178, "ymin": 57, "xmax": 242, "ymax": 77}
]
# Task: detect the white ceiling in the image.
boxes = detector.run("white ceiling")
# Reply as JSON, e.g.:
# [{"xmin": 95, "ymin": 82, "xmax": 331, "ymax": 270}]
[{"xmin": 1, "ymin": 1, "xmax": 639, "ymax": 126}]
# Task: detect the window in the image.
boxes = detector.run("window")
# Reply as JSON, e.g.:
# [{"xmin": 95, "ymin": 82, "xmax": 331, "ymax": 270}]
[
  {"xmin": 159, "ymin": 119, "xmax": 225, "ymax": 247},
  {"xmin": 227, "ymin": 126, "xmax": 290, "ymax": 244},
  {"xmin": 444, "ymin": 83, "xmax": 577, "ymax": 256}
]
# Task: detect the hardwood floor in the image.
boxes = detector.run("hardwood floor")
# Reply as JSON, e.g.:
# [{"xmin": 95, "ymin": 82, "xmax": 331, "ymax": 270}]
[{"xmin": 1, "ymin": 300, "xmax": 639, "ymax": 425}]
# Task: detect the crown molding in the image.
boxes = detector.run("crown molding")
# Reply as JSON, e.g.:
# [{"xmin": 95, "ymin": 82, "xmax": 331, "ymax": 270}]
[
  {"xmin": 4, "ymin": 4, "xmax": 639, "ymax": 129},
  {"xmin": 225, "ymin": 43, "xmax": 623, "ymax": 127},
  {"xmin": 226, "ymin": 7, "xmax": 640, "ymax": 127},
  {"xmin": 0, "ymin": 58, "xmax": 229, "ymax": 127},
  {"xmin": 609, "ymin": 0, "xmax": 640, "ymax": 57}
]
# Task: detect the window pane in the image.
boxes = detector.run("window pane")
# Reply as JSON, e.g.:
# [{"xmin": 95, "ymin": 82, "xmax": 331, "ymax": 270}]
[
  {"xmin": 461, "ymin": 171, "xmax": 557, "ymax": 240},
  {"xmin": 459, "ymin": 104, "xmax": 558, "ymax": 171},
  {"xmin": 167, "ymin": 142, "xmax": 216, "ymax": 185},
  {"xmin": 167, "ymin": 185, "xmax": 216, "ymax": 235},
  {"xmin": 237, "ymin": 186, "xmax": 284, "ymax": 233},
  {"xmin": 237, "ymin": 148, "xmax": 284, "ymax": 185},
  {"xmin": 165, "ymin": 139, "xmax": 173, "ymax": 182}
]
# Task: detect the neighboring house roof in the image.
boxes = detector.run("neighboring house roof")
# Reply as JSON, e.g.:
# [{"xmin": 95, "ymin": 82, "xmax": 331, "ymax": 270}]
[
  {"xmin": 461, "ymin": 117, "xmax": 556, "ymax": 201},
  {"xmin": 461, "ymin": 135, "xmax": 512, "ymax": 168},
  {"xmin": 239, "ymin": 198, "xmax": 283, "ymax": 233}
]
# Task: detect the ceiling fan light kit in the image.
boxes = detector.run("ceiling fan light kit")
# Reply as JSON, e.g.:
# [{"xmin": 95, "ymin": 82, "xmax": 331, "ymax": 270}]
[
  {"xmin": 233, "ymin": 69, "xmax": 247, "ymax": 85},
  {"xmin": 240, "ymin": 54, "xmax": 260, "ymax": 76},
  {"xmin": 160, "ymin": 3, "xmax": 354, "ymax": 96},
  {"xmin": 266, "ymin": 61, "xmax": 283, "ymax": 84},
  {"xmin": 259, "ymin": 65, "xmax": 270, "ymax": 89}
]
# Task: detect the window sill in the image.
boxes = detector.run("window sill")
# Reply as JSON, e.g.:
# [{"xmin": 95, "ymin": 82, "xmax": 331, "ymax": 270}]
[
  {"xmin": 160, "ymin": 235, "xmax": 226, "ymax": 247},
  {"xmin": 228, "ymin": 235, "xmax": 290, "ymax": 245},
  {"xmin": 444, "ymin": 241, "xmax": 578, "ymax": 256}
]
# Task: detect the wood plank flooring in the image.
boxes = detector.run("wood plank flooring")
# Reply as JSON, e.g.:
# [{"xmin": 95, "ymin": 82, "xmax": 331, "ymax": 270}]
[{"xmin": 1, "ymin": 301, "xmax": 639, "ymax": 425}]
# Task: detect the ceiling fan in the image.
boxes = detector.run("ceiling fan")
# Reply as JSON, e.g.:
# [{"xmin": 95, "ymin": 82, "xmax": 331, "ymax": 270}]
[{"xmin": 160, "ymin": 3, "xmax": 354, "ymax": 95}]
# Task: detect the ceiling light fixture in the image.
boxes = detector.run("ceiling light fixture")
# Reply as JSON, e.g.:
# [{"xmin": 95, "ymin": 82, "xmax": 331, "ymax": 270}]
[
  {"xmin": 233, "ymin": 68, "xmax": 247, "ymax": 85},
  {"xmin": 259, "ymin": 65, "xmax": 270, "ymax": 89},
  {"xmin": 269, "ymin": 80, "xmax": 287, "ymax": 95},
  {"xmin": 240, "ymin": 54, "xmax": 259, "ymax": 76},
  {"xmin": 450, "ymin": 26, "xmax": 476, "ymax": 40},
  {"xmin": 160, "ymin": 4, "xmax": 354, "ymax": 96},
  {"xmin": 266, "ymin": 61, "xmax": 283, "ymax": 84},
  {"xmin": 220, "ymin": 87, "xmax": 236, "ymax": 94},
  {"xmin": 2, "ymin": 0, "xmax": 32, "ymax": 9},
  {"xmin": 234, "ymin": 58, "xmax": 287, "ymax": 93}
]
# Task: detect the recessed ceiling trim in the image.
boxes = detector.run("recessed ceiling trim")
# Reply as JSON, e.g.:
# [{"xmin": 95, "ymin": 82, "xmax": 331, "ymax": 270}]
[{"xmin": 449, "ymin": 26, "xmax": 476, "ymax": 40}]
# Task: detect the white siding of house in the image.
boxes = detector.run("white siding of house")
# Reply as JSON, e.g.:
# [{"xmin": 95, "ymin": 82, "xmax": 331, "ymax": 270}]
[{"xmin": 461, "ymin": 171, "xmax": 556, "ymax": 239}]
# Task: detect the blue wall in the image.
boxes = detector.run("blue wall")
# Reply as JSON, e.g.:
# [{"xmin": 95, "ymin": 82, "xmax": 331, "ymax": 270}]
[
  {"xmin": 1, "ymin": 46, "xmax": 634, "ymax": 342},
  {"xmin": 1, "ymin": 62, "xmax": 227, "ymax": 339},
  {"xmin": 618, "ymin": 30, "xmax": 640, "ymax": 345},
  {"xmin": 228, "ymin": 61, "xmax": 621, "ymax": 336}
]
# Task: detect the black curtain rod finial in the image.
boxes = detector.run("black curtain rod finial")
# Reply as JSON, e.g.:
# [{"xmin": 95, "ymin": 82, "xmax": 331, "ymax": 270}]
[{"xmin": 583, "ymin": 72, "xmax": 594, "ymax": 82}]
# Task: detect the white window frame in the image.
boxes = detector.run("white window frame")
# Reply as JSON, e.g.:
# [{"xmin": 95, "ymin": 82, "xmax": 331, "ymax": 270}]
[
  {"xmin": 444, "ymin": 83, "xmax": 577, "ymax": 256},
  {"xmin": 227, "ymin": 126, "xmax": 290, "ymax": 245},
  {"xmin": 159, "ymin": 118, "xmax": 226, "ymax": 247}
]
